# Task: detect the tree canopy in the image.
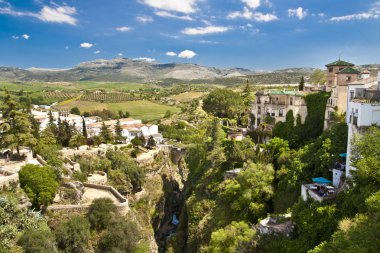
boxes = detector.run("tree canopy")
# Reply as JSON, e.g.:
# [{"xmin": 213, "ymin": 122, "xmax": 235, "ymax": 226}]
[
  {"xmin": 18, "ymin": 164, "xmax": 59, "ymax": 209},
  {"xmin": 203, "ymin": 89, "xmax": 244, "ymax": 119}
]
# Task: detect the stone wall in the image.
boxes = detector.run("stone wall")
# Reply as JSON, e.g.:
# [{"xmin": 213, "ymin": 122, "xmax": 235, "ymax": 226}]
[
  {"xmin": 46, "ymin": 183, "xmax": 129, "ymax": 216},
  {"xmin": 0, "ymin": 170, "xmax": 19, "ymax": 190},
  {"xmin": 87, "ymin": 171, "xmax": 107, "ymax": 185},
  {"xmin": 36, "ymin": 154, "xmax": 47, "ymax": 166}
]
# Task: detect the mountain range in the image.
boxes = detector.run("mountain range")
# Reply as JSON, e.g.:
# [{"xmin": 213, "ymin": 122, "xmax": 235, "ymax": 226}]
[{"xmin": 0, "ymin": 58, "xmax": 378, "ymax": 85}]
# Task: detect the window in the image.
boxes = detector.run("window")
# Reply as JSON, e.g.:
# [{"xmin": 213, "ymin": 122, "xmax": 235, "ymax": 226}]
[
  {"xmin": 350, "ymin": 91, "xmax": 354, "ymax": 100},
  {"xmin": 279, "ymin": 109, "xmax": 283, "ymax": 117},
  {"xmin": 347, "ymin": 76, "xmax": 351, "ymax": 82},
  {"xmin": 290, "ymin": 97, "xmax": 293, "ymax": 105},
  {"xmin": 329, "ymin": 67, "xmax": 333, "ymax": 73},
  {"xmin": 271, "ymin": 110, "xmax": 275, "ymax": 116}
]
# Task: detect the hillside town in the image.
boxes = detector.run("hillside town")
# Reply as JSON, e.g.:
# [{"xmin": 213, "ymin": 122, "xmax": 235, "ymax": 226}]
[{"xmin": 1, "ymin": 59, "xmax": 380, "ymax": 252}]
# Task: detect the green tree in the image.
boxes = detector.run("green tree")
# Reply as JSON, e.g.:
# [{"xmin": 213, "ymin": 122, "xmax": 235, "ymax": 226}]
[
  {"xmin": 1, "ymin": 104, "xmax": 37, "ymax": 156},
  {"xmin": 70, "ymin": 107, "xmax": 81, "ymax": 115},
  {"xmin": 114, "ymin": 119, "xmax": 124, "ymax": 143},
  {"xmin": 310, "ymin": 69, "xmax": 326, "ymax": 85},
  {"xmin": 88, "ymin": 198, "xmax": 117, "ymax": 231},
  {"xmin": 164, "ymin": 110, "xmax": 172, "ymax": 118},
  {"xmin": 203, "ymin": 89, "xmax": 244, "ymax": 119},
  {"xmin": 69, "ymin": 133, "xmax": 86, "ymax": 150},
  {"xmin": 207, "ymin": 118, "xmax": 226, "ymax": 167},
  {"xmin": 100, "ymin": 121, "xmax": 113, "ymax": 143},
  {"xmin": 18, "ymin": 164, "xmax": 59, "ymax": 209},
  {"xmin": 55, "ymin": 216, "xmax": 90, "ymax": 253},
  {"xmin": 310, "ymin": 191, "xmax": 380, "ymax": 253},
  {"xmin": 206, "ymin": 221, "xmax": 257, "ymax": 253},
  {"xmin": 35, "ymin": 127, "xmax": 63, "ymax": 169},
  {"xmin": 242, "ymin": 80, "xmax": 254, "ymax": 107},
  {"xmin": 106, "ymin": 150, "xmax": 144, "ymax": 192},
  {"xmin": 99, "ymin": 218, "xmax": 140, "ymax": 253},
  {"xmin": 299, "ymin": 76, "xmax": 305, "ymax": 91},
  {"xmin": 82, "ymin": 117, "xmax": 88, "ymax": 140},
  {"xmin": 18, "ymin": 229, "xmax": 58, "ymax": 253},
  {"xmin": 221, "ymin": 162, "xmax": 274, "ymax": 221},
  {"xmin": 351, "ymin": 127, "xmax": 380, "ymax": 198},
  {"xmin": 0, "ymin": 195, "xmax": 52, "ymax": 251},
  {"xmin": 147, "ymin": 135, "xmax": 156, "ymax": 148}
]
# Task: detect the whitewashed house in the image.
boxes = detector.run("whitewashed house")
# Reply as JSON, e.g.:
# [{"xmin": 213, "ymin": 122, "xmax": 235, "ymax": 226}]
[{"xmin": 345, "ymin": 73, "xmax": 380, "ymax": 178}]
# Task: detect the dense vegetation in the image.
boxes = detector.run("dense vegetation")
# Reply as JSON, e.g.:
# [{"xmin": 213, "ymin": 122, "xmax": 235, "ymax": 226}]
[{"xmin": 2, "ymin": 78, "xmax": 380, "ymax": 252}]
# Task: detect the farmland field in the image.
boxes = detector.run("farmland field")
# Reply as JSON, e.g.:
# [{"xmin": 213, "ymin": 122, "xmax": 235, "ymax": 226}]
[
  {"xmin": 0, "ymin": 81, "xmax": 156, "ymax": 92},
  {"xmin": 57, "ymin": 100, "xmax": 180, "ymax": 121},
  {"xmin": 169, "ymin": 92, "xmax": 206, "ymax": 102}
]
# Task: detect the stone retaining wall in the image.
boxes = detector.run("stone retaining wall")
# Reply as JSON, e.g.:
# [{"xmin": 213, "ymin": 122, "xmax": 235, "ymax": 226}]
[
  {"xmin": 36, "ymin": 155, "xmax": 47, "ymax": 166},
  {"xmin": 0, "ymin": 170, "xmax": 19, "ymax": 190},
  {"xmin": 87, "ymin": 171, "xmax": 107, "ymax": 185},
  {"xmin": 46, "ymin": 183, "xmax": 129, "ymax": 216}
]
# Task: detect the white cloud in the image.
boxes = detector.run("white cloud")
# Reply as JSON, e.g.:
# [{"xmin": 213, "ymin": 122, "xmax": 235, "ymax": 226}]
[
  {"xmin": 65, "ymin": 46, "xmax": 69, "ymax": 49},
  {"xmin": 178, "ymin": 50, "xmax": 197, "ymax": 59},
  {"xmin": 116, "ymin": 26, "xmax": 132, "ymax": 32},
  {"xmin": 330, "ymin": 13, "xmax": 378, "ymax": 22},
  {"xmin": 242, "ymin": 0, "xmax": 260, "ymax": 9},
  {"xmin": 0, "ymin": 3, "xmax": 78, "ymax": 25},
  {"xmin": 228, "ymin": 7, "xmax": 253, "ymax": 19},
  {"xmin": 288, "ymin": 7, "xmax": 308, "ymax": 20},
  {"xmin": 228, "ymin": 7, "xmax": 278, "ymax": 22},
  {"xmin": 139, "ymin": 0, "xmax": 198, "ymax": 14},
  {"xmin": 199, "ymin": 40, "xmax": 219, "ymax": 44},
  {"xmin": 182, "ymin": 25, "xmax": 230, "ymax": 35},
  {"xmin": 166, "ymin": 51, "xmax": 177, "ymax": 56},
  {"xmin": 330, "ymin": 3, "xmax": 380, "ymax": 22},
  {"xmin": 117, "ymin": 53, "xmax": 123, "ymax": 57},
  {"xmin": 136, "ymin": 15, "xmax": 153, "ymax": 23},
  {"xmin": 252, "ymin": 12, "xmax": 278, "ymax": 22},
  {"xmin": 155, "ymin": 11, "xmax": 193, "ymax": 21},
  {"xmin": 21, "ymin": 34, "xmax": 29, "ymax": 39},
  {"xmin": 11, "ymin": 35, "xmax": 19, "ymax": 40},
  {"xmin": 318, "ymin": 13, "xmax": 325, "ymax": 17},
  {"xmin": 94, "ymin": 50, "xmax": 101, "ymax": 54},
  {"xmin": 133, "ymin": 57, "xmax": 156, "ymax": 62},
  {"xmin": 80, "ymin": 42, "xmax": 93, "ymax": 48},
  {"xmin": 38, "ymin": 5, "xmax": 77, "ymax": 25}
]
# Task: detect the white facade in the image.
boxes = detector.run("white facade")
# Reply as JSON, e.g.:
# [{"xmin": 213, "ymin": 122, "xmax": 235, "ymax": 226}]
[
  {"xmin": 345, "ymin": 74, "xmax": 380, "ymax": 178},
  {"xmin": 251, "ymin": 90, "xmax": 308, "ymax": 129},
  {"xmin": 30, "ymin": 109, "xmax": 163, "ymax": 145}
]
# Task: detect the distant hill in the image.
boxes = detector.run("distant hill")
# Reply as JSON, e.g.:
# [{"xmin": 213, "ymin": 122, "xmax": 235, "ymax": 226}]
[{"xmin": 0, "ymin": 58, "xmax": 377, "ymax": 85}]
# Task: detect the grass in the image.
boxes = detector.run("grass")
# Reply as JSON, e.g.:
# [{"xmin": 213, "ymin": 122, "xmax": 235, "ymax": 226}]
[
  {"xmin": 169, "ymin": 92, "xmax": 206, "ymax": 102},
  {"xmin": 57, "ymin": 100, "xmax": 180, "ymax": 121}
]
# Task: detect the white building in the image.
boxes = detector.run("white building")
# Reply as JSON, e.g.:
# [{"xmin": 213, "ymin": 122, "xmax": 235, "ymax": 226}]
[
  {"xmin": 345, "ymin": 73, "xmax": 380, "ymax": 178},
  {"xmin": 87, "ymin": 118, "xmax": 162, "ymax": 144}
]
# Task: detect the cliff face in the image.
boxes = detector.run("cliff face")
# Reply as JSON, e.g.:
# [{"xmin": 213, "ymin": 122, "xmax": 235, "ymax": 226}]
[{"xmin": 129, "ymin": 149, "xmax": 188, "ymax": 252}]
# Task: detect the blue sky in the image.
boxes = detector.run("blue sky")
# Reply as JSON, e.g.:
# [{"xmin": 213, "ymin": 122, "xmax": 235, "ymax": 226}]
[{"xmin": 0, "ymin": 0, "xmax": 379, "ymax": 70}]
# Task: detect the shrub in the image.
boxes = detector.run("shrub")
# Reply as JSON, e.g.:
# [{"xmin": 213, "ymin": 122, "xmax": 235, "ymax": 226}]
[{"xmin": 88, "ymin": 198, "xmax": 116, "ymax": 231}]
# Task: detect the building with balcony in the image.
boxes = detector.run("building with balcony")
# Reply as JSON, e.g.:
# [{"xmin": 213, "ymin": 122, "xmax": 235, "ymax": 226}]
[
  {"xmin": 250, "ymin": 90, "xmax": 309, "ymax": 129},
  {"xmin": 324, "ymin": 59, "xmax": 362, "ymax": 129},
  {"xmin": 345, "ymin": 73, "xmax": 380, "ymax": 178}
]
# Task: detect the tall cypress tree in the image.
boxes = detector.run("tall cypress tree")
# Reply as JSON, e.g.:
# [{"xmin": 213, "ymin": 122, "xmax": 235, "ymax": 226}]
[
  {"xmin": 82, "ymin": 117, "xmax": 88, "ymax": 140},
  {"xmin": 299, "ymin": 76, "xmax": 305, "ymax": 91},
  {"xmin": 114, "ymin": 119, "xmax": 123, "ymax": 143}
]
